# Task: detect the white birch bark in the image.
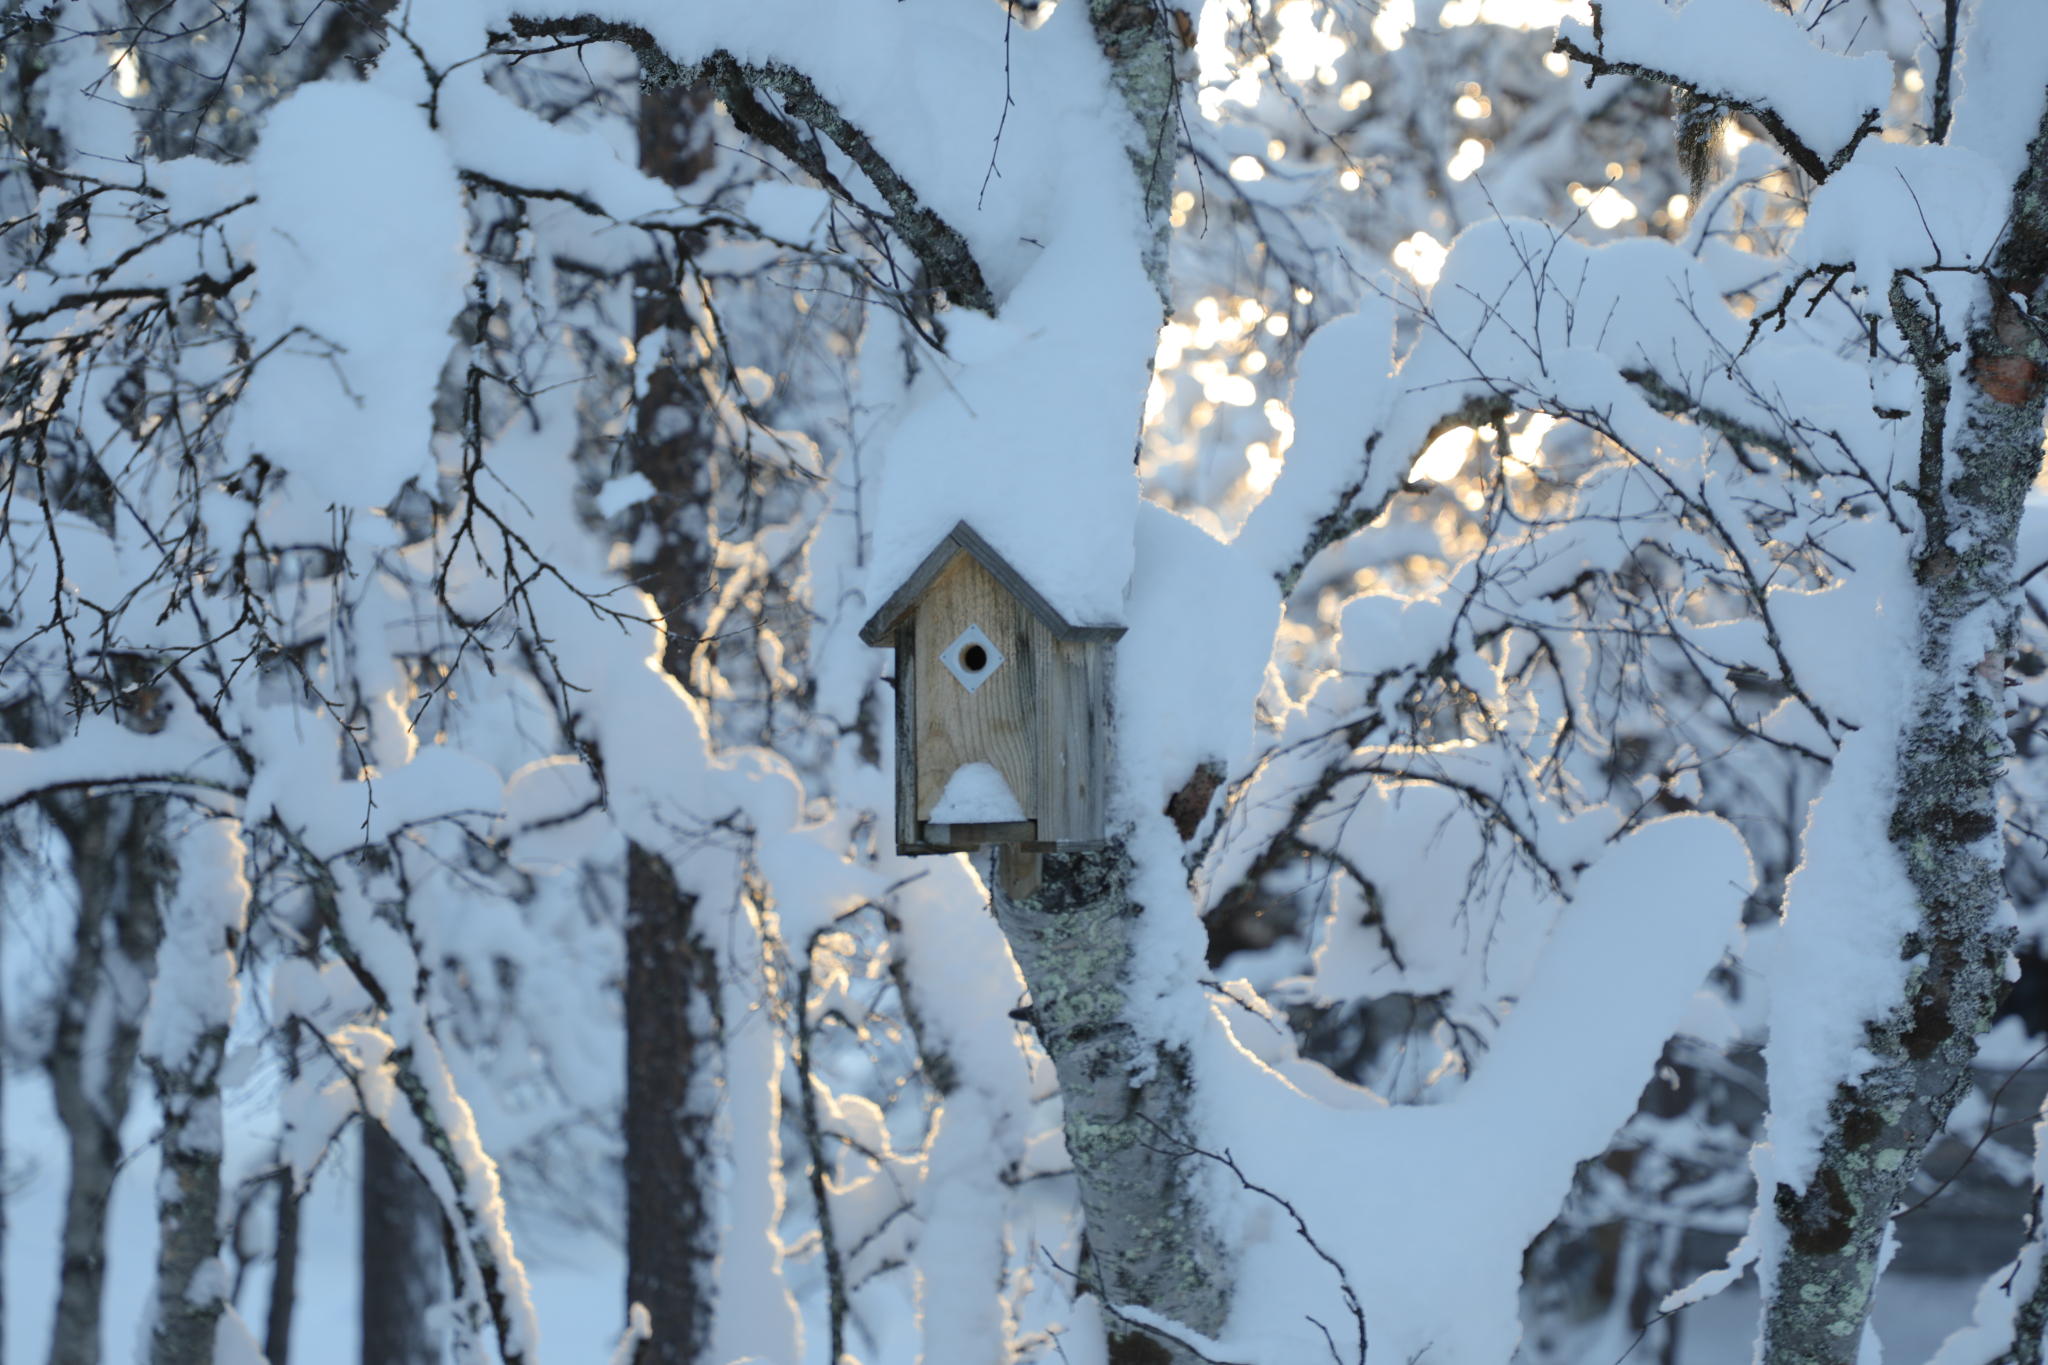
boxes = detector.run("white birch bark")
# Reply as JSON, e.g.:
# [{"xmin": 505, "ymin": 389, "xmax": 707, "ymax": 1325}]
[
  {"xmin": 142, "ymin": 813, "xmax": 249, "ymax": 1365},
  {"xmin": 1762, "ymin": 87, "xmax": 2048, "ymax": 1365}
]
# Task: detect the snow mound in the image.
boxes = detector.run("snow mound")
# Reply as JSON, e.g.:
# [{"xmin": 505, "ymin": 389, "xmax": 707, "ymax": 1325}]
[{"xmin": 929, "ymin": 763, "xmax": 1026, "ymax": 823}]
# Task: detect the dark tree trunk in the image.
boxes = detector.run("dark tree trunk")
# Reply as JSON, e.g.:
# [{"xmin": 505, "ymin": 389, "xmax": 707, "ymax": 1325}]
[
  {"xmin": 361, "ymin": 1120, "xmax": 444, "ymax": 1365},
  {"xmin": 624, "ymin": 845, "xmax": 719, "ymax": 1364},
  {"xmin": 267, "ymin": 1167, "xmax": 300, "ymax": 1365},
  {"xmin": 41, "ymin": 794, "xmax": 163, "ymax": 1365},
  {"xmin": 618, "ymin": 81, "xmax": 723, "ymax": 1365}
]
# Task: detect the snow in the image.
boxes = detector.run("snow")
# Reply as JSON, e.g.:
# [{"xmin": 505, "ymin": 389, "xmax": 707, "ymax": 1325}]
[
  {"xmin": 1558, "ymin": 0, "xmax": 1892, "ymax": 167},
  {"xmin": 1944, "ymin": 0, "xmax": 2048, "ymax": 185},
  {"xmin": 11, "ymin": 0, "xmax": 2048, "ymax": 1360},
  {"xmin": 1797, "ymin": 143, "xmax": 2008, "ymax": 303},
  {"xmin": 1194, "ymin": 816, "xmax": 1750, "ymax": 1365},
  {"xmin": 745, "ymin": 182, "xmax": 833, "ymax": 247},
  {"xmin": 929, "ymin": 761, "xmax": 1027, "ymax": 823},
  {"xmin": 234, "ymin": 78, "xmax": 468, "ymax": 509},
  {"xmin": 594, "ymin": 473, "xmax": 657, "ymax": 520}
]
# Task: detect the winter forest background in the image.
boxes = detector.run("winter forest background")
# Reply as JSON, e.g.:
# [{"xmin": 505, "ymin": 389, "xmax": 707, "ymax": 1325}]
[{"xmin": 4, "ymin": 0, "xmax": 2048, "ymax": 1363}]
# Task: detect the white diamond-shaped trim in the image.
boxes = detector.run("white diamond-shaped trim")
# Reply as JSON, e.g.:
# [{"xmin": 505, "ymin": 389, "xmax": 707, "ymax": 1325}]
[{"xmin": 940, "ymin": 624, "xmax": 1004, "ymax": 693}]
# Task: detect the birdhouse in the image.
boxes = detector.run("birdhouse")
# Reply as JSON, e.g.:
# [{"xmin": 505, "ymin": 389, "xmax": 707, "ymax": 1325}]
[{"xmin": 860, "ymin": 522, "xmax": 1124, "ymax": 855}]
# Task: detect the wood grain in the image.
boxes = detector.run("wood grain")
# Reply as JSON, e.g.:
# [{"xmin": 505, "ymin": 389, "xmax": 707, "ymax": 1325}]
[{"xmin": 913, "ymin": 553, "xmax": 1038, "ymax": 822}]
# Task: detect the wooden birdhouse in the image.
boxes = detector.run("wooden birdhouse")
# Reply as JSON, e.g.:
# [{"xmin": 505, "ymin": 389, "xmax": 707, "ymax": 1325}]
[{"xmin": 860, "ymin": 522, "xmax": 1124, "ymax": 855}]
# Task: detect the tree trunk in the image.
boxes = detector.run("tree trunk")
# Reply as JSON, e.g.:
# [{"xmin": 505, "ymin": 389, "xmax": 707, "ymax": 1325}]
[
  {"xmin": 624, "ymin": 845, "xmax": 719, "ymax": 1365},
  {"xmin": 1763, "ymin": 93, "xmax": 2048, "ymax": 1365},
  {"xmin": 148, "ymin": 815, "xmax": 249, "ymax": 1365},
  {"xmin": 266, "ymin": 1166, "xmax": 299, "ymax": 1365},
  {"xmin": 990, "ymin": 845, "xmax": 1231, "ymax": 1364},
  {"xmin": 619, "ymin": 82, "xmax": 722, "ymax": 1365},
  {"xmin": 361, "ymin": 1119, "xmax": 444, "ymax": 1365},
  {"xmin": 41, "ymin": 794, "xmax": 163, "ymax": 1365}
]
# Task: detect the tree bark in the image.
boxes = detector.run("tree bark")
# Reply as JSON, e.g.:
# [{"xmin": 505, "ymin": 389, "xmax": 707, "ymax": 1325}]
[
  {"xmin": 619, "ymin": 83, "xmax": 722, "ymax": 1365},
  {"xmin": 148, "ymin": 815, "xmax": 249, "ymax": 1365},
  {"xmin": 266, "ymin": 1166, "xmax": 299, "ymax": 1365},
  {"xmin": 40, "ymin": 794, "xmax": 163, "ymax": 1365},
  {"xmin": 991, "ymin": 845, "xmax": 1231, "ymax": 1365},
  {"xmin": 624, "ymin": 845, "xmax": 719, "ymax": 1365},
  {"xmin": 1763, "ymin": 92, "xmax": 2048, "ymax": 1365},
  {"xmin": 361, "ymin": 1119, "xmax": 444, "ymax": 1365}
]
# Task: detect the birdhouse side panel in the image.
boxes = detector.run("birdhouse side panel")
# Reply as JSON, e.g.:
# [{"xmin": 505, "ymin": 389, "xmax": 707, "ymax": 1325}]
[
  {"xmin": 1032, "ymin": 630, "xmax": 1109, "ymax": 848},
  {"xmin": 893, "ymin": 630, "xmax": 922, "ymax": 852},
  {"xmin": 912, "ymin": 554, "xmax": 1037, "ymax": 826}
]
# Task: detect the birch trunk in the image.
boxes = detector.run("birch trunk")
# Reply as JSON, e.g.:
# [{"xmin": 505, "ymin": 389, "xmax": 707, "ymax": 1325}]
[
  {"xmin": 1763, "ymin": 91, "xmax": 2048, "ymax": 1365},
  {"xmin": 41, "ymin": 794, "xmax": 164, "ymax": 1365},
  {"xmin": 981, "ymin": 7, "xmax": 1232, "ymax": 1358},
  {"xmin": 991, "ymin": 846, "xmax": 1231, "ymax": 1364},
  {"xmin": 145, "ymin": 816, "xmax": 250, "ymax": 1365}
]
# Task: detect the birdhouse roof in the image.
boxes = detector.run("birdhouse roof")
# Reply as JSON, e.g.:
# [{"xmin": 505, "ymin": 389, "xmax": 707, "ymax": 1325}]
[{"xmin": 859, "ymin": 521, "xmax": 1128, "ymax": 647}]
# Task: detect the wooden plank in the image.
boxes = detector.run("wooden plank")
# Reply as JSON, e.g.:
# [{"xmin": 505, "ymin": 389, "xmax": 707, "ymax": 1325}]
[
  {"xmin": 893, "ymin": 631, "xmax": 920, "ymax": 853},
  {"xmin": 922, "ymin": 821, "xmax": 1038, "ymax": 849},
  {"xmin": 913, "ymin": 553, "xmax": 1037, "ymax": 823},
  {"xmin": 1033, "ymin": 633, "xmax": 1113, "ymax": 846},
  {"xmin": 1084, "ymin": 637, "xmax": 1109, "ymax": 840}
]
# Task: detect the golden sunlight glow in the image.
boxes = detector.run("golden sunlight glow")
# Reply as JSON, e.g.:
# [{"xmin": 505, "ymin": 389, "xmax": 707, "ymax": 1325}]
[
  {"xmin": 1340, "ymin": 81, "xmax": 1373, "ymax": 111},
  {"xmin": 110, "ymin": 47, "xmax": 142, "ymax": 99},
  {"xmin": 1581, "ymin": 185, "xmax": 1638, "ymax": 229},
  {"xmin": 1455, "ymin": 93, "xmax": 1490, "ymax": 119},
  {"xmin": 1723, "ymin": 123, "xmax": 1753, "ymax": 154},
  {"xmin": 1294, "ymin": 286, "xmax": 1315, "ymax": 304},
  {"xmin": 1156, "ymin": 320, "xmax": 1194, "ymax": 369},
  {"xmin": 1145, "ymin": 374, "xmax": 1171, "ymax": 425},
  {"xmin": 1544, "ymin": 51, "xmax": 1571, "ymax": 76},
  {"xmin": 1372, "ymin": 0, "xmax": 1414, "ymax": 50},
  {"xmin": 1903, "ymin": 68, "xmax": 1925, "ymax": 93},
  {"xmin": 1230, "ymin": 155, "xmax": 1266, "ymax": 181},
  {"xmin": 1246, "ymin": 441, "xmax": 1283, "ymax": 492},
  {"xmin": 1188, "ymin": 296, "xmax": 1244, "ymax": 349},
  {"xmin": 1447, "ymin": 138, "xmax": 1487, "ymax": 181},
  {"xmin": 1268, "ymin": 139, "xmax": 1288, "ymax": 160},
  {"xmin": 1392, "ymin": 231, "xmax": 1449, "ymax": 285},
  {"xmin": 1264, "ymin": 398, "xmax": 1295, "ymax": 445},
  {"xmin": 1667, "ymin": 193, "xmax": 1690, "ymax": 221},
  {"xmin": 1414, "ymin": 427, "xmax": 1475, "ymax": 483},
  {"xmin": 1509, "ymin": 414, "xmax": 1557, "ymax": 465},
  {"xmin": 1243, "ymin": 350, "xmax": 1269, "ymax": 374},
  {"xmin": 1271, "ymin": 0, "xmax": 1348, "ymax": 83},
  {"xmin": 1238, "ymin": 298, "xmax": 1265, "ymax": 323},
  {"xmin": 1265, "ymin": 314, "xmax": 1290, "ymax": 336},
  {"xmin": 1191, "ymin": 359, "xmax": 1257, "ymax": 406},
  {"xmin": 1340, "ymin": 168, "xmax": 1362, "ymax": 191}
]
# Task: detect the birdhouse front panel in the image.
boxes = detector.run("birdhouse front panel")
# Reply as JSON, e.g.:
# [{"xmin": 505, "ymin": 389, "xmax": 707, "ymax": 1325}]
[
  {"xmin": 860, "ymin": 521, "xmax": 1124, "ymax": 855},
  {"xmin": 912, "ymin": 551, "xmax": 1037, "ymax": 830}
]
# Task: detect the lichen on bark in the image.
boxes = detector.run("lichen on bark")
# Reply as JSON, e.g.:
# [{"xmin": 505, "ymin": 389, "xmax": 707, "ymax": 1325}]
[
  {"xmin": 991, "ymin": 843, "xmax": 1231, "ymax": 1364},
  {"xmin": 1762, "ymin": 94, "xmax": 2048, "ymax": 1365},
  {"xmin": 1082, "ymin": 0, "xmax": 1183, "ymax": 299}
]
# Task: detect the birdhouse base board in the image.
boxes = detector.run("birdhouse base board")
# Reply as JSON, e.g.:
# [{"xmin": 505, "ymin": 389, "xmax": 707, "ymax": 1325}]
[
  {"xmin": 904, "ymin": 821, "xmax": 1109, "ymax": 855},
  {"xmin": 922, "ymin": 821, "xmax": 1037, "ymax": 848}
]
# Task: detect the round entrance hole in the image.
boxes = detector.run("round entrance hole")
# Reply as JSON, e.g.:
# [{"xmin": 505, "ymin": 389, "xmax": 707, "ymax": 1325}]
[{"xmin": 961, "ymin": 643, "xmax": 989, "ymax": 672}]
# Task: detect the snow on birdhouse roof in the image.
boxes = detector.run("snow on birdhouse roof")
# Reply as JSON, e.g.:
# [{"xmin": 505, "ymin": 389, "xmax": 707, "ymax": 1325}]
[{"xmin": 858, "ymin": 521, "xmax": 1128, "ymax": 647}]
